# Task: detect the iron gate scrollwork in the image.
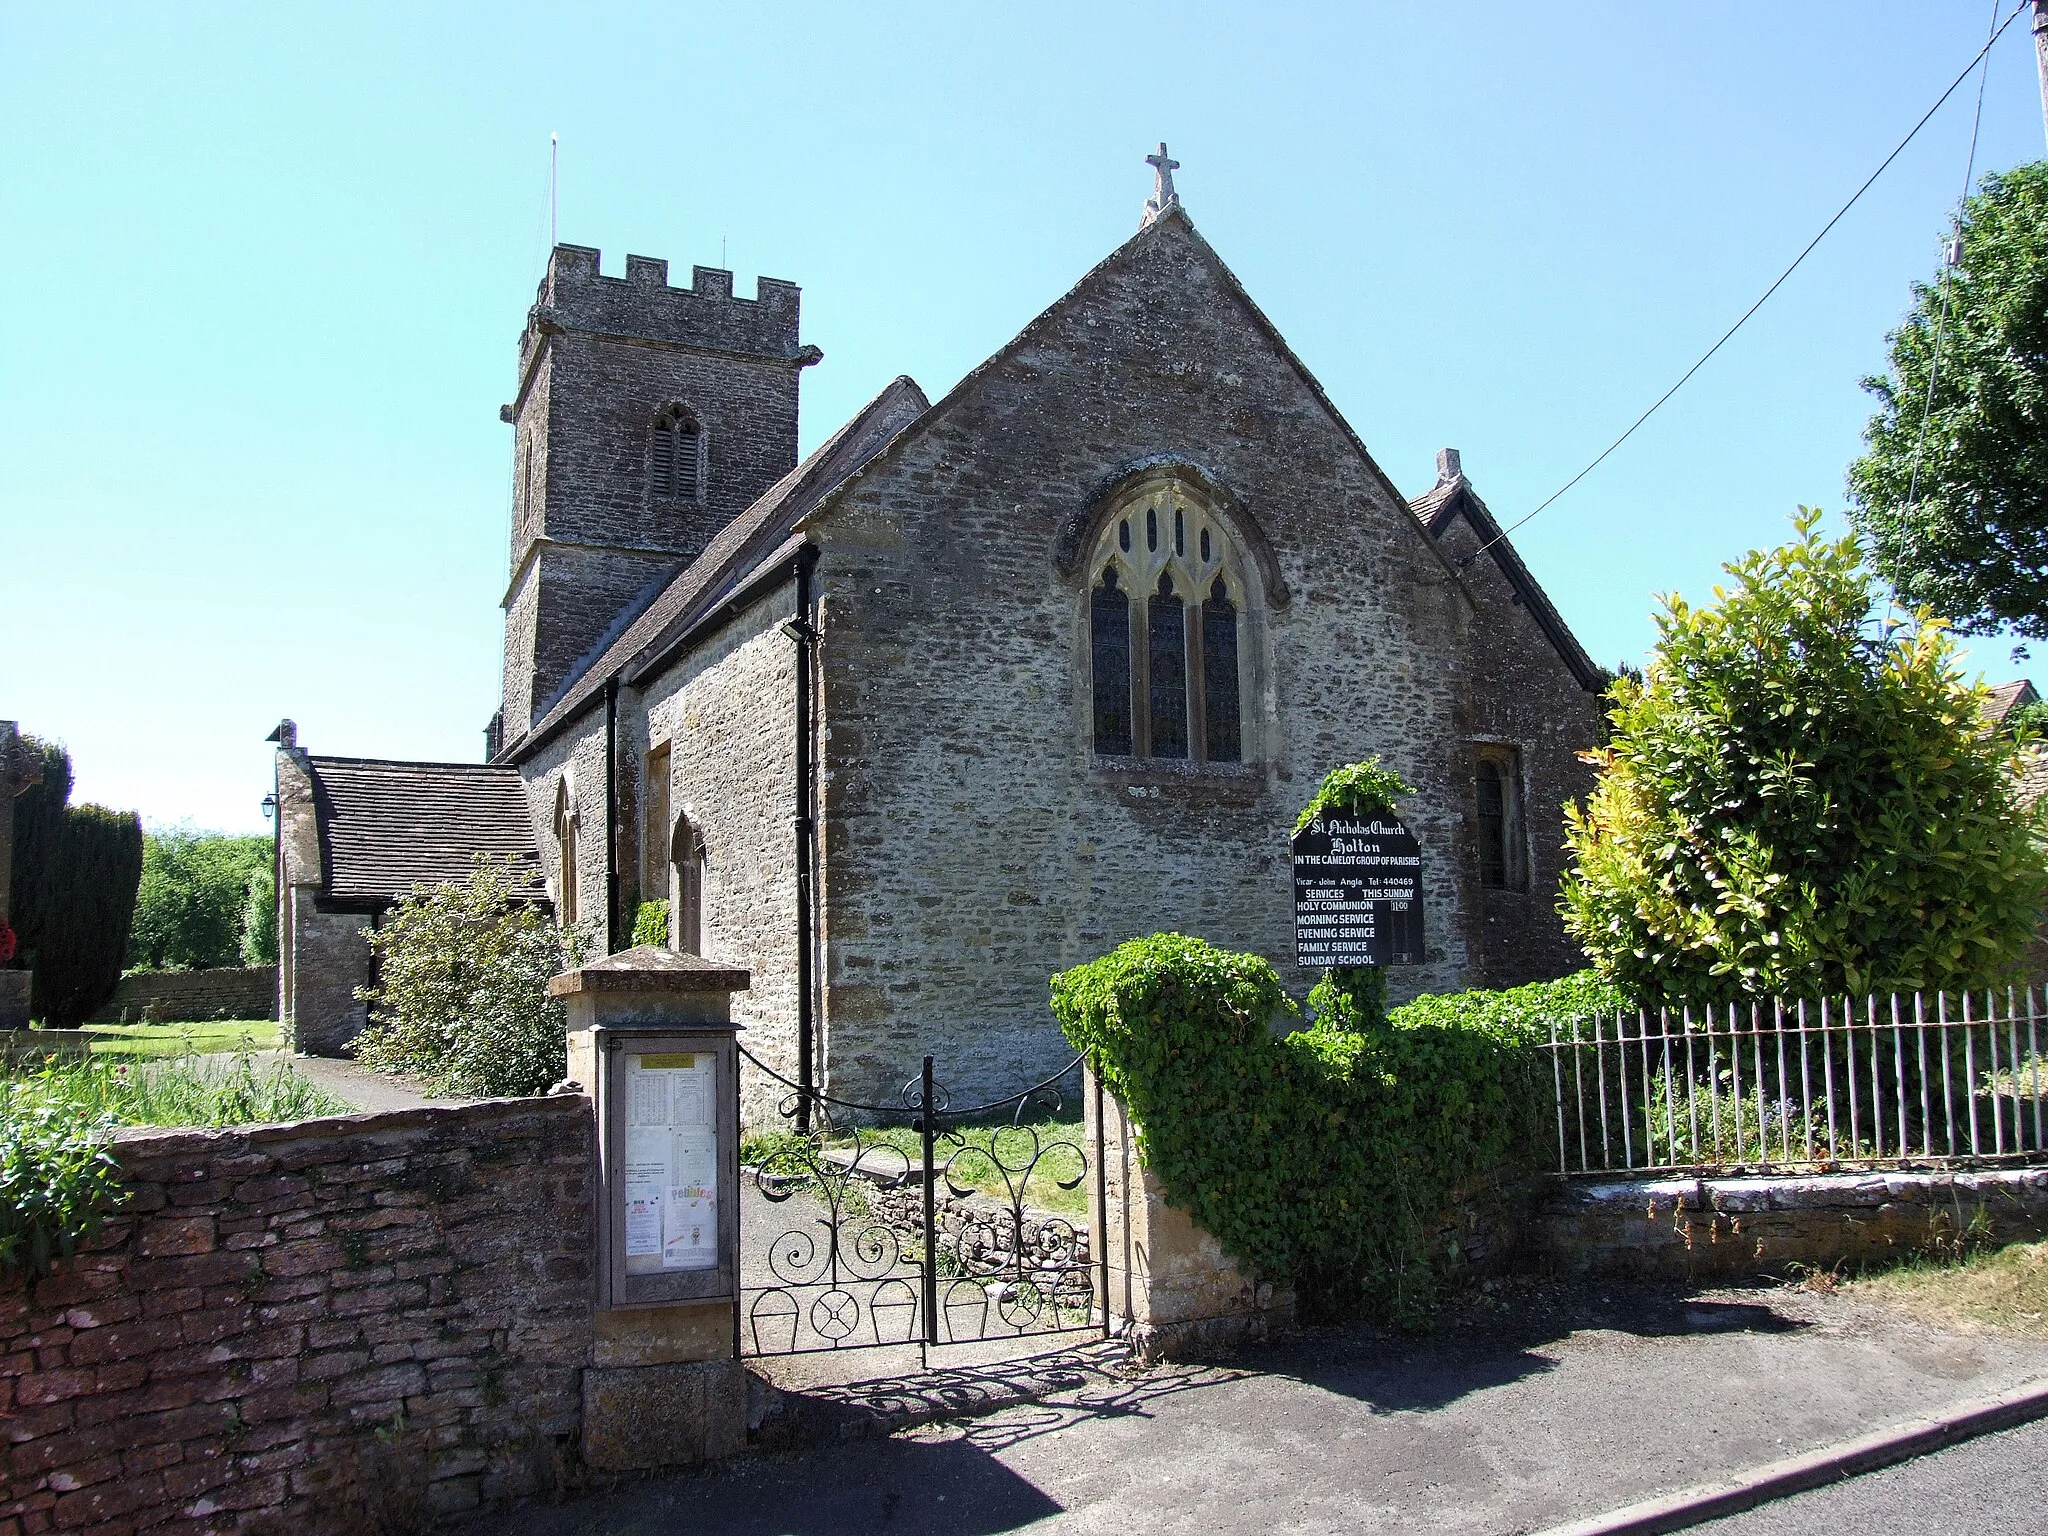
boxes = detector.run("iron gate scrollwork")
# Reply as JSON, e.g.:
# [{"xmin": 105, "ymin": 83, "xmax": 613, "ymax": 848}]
[{"xmin": 739, "ymin": 1047, "xmax": 1105, "ymax": 1361}]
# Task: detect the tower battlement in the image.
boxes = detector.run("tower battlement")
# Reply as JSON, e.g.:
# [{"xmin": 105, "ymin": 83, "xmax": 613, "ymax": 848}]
[{"xmin": 528, "ymin": 244, "xmax": 801, "ymax": 359}]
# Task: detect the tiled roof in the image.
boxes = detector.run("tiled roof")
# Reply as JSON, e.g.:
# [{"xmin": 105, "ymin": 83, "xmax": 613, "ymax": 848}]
[
  {"xmin": 1411, "ymin": 474, "xmax": 1605, "ymax": 694},
  {"xmin": 305, "ymin": 755, "xmax": 541, "ymax": 907},
  {"xmin": 1986, "ymin": 678, "xmax": 2039, "ymax": 725},
  {"xmin": 508, "ymin": 374, "xmax": 930, "ymax": 759}
]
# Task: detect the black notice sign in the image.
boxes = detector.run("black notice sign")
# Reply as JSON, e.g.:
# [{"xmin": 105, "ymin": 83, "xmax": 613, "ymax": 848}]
[{"xmin": 1292, "ymin": 814, "xmax": 1424, "ymax": 968}]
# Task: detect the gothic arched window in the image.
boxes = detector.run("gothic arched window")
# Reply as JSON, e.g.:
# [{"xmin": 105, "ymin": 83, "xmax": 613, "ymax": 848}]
[
  {"xmin": 671, "ymin": 812, "xmax": 706, "ymax": 954},
  {"xmin": 553, "ymin": 778, "xmax": 580, "ymax": 927},
  {"xmin": 650, "ymin": 407, "xmax": 704, "ymax": 503},
  {"xmin": 1086, "ymin": 482, "xmax": 1248, "ymax": 763}
]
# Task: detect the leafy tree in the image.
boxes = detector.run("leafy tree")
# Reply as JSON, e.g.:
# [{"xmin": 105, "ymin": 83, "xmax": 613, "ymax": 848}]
[
  {"xmin": 127, "ymin": 830, "xmax": 272, "ymax": 971},
  {"xmin": 354, "ymin": 858, "xmax": 587, "ymax": 1098},
  {"xmin": 239, "ymin": 861, "xmax": 277, "ymax": 967},
  {"xmin": 8, "ymin": 737, "xmax": 144, "ymax": 1026},
  {"xmin": 1562, "ymin": 510, "xmax": 2048, "ymax": 1002},
  {"xmin": 1848, "ymin": 162, "xmax": 2048, "ymax": 636}
]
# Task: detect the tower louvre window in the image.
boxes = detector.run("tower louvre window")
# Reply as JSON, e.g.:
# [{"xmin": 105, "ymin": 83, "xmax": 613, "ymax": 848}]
[{"xmin": 651, "ymin": 408, "xmax": 704, "ymax": 502}]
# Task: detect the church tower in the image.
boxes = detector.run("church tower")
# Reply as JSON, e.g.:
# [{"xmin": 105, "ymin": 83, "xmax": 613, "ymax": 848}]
[{"xmin": 497, "ymin": 245, "xmax": 821, "ymax": 741}]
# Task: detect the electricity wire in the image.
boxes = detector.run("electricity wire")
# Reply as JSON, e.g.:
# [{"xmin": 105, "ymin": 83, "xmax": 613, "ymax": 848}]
[
  {"xmin": 1903, "ymin": 0, "xmax": 2001, "ymax": 517},
  {"xmin": 1465, "ymin": 2, "xmax": 2031, "ymax": 565}
]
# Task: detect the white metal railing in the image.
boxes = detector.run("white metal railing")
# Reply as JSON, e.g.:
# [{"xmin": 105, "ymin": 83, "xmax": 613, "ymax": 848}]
[{"xmin": 1542, "ymin": 988, "xmax": 2048, "ymax": 1176}]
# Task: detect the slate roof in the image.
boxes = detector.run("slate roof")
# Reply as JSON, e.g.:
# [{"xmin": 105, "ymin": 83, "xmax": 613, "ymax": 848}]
[
  {"xmin": 507, "ymin": 374, "xmax": 930, "ymax": 760},
  {"xmin": 1410, "ymin": 473, "xmax": 1605, "ymax": 693},
  {"xmin": 305, "ymin": 755, "xmax": 542, "ymax": 908}
]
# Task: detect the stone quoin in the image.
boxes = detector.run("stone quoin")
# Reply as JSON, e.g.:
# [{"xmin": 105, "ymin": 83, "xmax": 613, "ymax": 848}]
[{"xmin": 272, "ymin": 151, "xmax": 1606, "ymax": 1115}]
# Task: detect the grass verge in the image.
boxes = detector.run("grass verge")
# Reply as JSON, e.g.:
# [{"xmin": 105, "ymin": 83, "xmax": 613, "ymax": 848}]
[{"xmin": 1847, "ymin": 1239, "xmax": 2048, "ymax": 1339}]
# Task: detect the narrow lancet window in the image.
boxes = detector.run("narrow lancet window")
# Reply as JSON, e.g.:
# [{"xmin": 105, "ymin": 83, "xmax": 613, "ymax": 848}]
[
  {"xmin": 1147, "ymin": 572, "xmax": 1188, "ymax": 759},
  {"xmin": 1202, "ymin": 578, "xmax": 1241, "ymax": 763},
  {"xmin": 1091, "ymin": 568, "xmax": 1133, "ymax": 756},
  {"xmin": 1476, "ymin": 755, "xmax": 1524, "ymax": 889}
]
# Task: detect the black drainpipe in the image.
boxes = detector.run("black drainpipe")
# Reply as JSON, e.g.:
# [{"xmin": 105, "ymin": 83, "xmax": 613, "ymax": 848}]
[
  {"xmin": 604, "ymin": 675, "xmax": 620, "ymax": 955},
  {"xmin": 790, "ymin": 545, "xmax": 821, "ymax": 1130}
]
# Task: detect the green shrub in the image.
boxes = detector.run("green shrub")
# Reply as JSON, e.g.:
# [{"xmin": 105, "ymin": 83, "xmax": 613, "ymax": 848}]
[
  {"xmin": 631, "ymin": 899, "xmax": 670, "ymax": 949},
  {"xmin": 0, "ymin": 1086, "xmax": 120, "ymax": 1280},
  {"xmin": 1564, "ymin": 511, "xmax": 2048, "ymax": 1003},
  {"xmin": 8, "ymin": 738, "xmax": 144, "ymax": 1026},
  {"xmin": 1052, "ymin": 935, "xmax": 1575, "ymax": 1323},
  {"xmin": 0, "ymin": 1048, "xmax": 350, "ymax": 1279},
  {"xmin": 128, "ymin": 829, "xmax": 273, "ymax": 971},
  {"xmin": 355, "ymin": 858, "xmax": 587, "ymax": 1098}
]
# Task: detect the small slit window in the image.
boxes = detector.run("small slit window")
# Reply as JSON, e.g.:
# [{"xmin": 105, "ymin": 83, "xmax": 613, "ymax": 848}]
[{"xmin": 1475, "ymin": 749, "xmax": 1526, "ymax": 891}]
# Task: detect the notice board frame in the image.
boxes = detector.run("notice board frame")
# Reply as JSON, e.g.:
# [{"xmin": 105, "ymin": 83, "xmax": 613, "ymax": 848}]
[{"xmin": 594, "ymin": 1026, "xmax": 740, "ymax": 1310}]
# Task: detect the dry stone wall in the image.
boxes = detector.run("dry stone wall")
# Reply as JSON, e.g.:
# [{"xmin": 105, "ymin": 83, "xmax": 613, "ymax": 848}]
[
  {"xmin": 90, "ymin": 969, "xmax": 278, "ymax": 1026},
  {"xmin": 0, "ymin": 1097, "xmax": 594, "ymax": 1536}
]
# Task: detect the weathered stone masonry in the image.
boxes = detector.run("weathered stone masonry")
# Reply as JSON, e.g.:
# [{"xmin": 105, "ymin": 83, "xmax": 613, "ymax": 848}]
[{"xmin": 0, "ymin": 1098, "xmax": 593, "ymax": 1536}]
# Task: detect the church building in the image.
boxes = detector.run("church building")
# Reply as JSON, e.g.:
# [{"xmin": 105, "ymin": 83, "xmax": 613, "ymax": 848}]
[{"xmin": 273, "ymin": 151, "xmax": 1606, "ymax": 1112}]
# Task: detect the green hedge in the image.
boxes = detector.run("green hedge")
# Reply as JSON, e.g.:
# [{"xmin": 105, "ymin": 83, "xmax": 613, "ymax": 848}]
[{"xmin": 1053, "ymin": 937, "xmax": 1625, "ymax": 1323}]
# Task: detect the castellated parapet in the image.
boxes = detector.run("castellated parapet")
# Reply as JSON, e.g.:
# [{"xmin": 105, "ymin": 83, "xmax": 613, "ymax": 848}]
[
  {"xmin": 500, "ymin": 244, "xmax": 815, "ymax": 739},
  {"xmin": 523, "ymin": 245, "xmax": 805, "ymax": 364}
]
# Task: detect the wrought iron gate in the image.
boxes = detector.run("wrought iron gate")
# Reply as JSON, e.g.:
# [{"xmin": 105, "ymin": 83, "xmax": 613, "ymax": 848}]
[{"xmin": 737, "ymin": 1048, "xmax": 1106, "ymax": 1363}]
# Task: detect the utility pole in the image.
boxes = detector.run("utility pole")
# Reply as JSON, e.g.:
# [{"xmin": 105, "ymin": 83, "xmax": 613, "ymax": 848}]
[{"xmin": 2033, "ymin": 0, "xmax": 2048, "ymax": 151}]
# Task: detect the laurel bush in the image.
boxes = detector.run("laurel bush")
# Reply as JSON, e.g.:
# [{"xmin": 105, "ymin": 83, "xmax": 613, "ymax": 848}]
[{"xmin": 1563, "ymin": 509, "xmax": 2048, "ymax": 1002}]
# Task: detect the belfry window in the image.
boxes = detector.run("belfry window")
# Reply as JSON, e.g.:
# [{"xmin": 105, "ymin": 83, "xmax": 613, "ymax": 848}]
[
  {"xmin": 650, "ymin": 407, "xmax": 704, "ymax": 503},
  {"xmin": 1086, "ymin": 483, "xmax": 1248, "ymax": 764},
  {"xmin": 1475, "ymin": 749, "xmax": 1525, "ymax": 890}
]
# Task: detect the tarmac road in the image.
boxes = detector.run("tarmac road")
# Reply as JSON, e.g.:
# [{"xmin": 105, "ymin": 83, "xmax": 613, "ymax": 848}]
[{"xmin": 1693, "ymin": 1414, "xmax": 2048, "ymax": 1536}]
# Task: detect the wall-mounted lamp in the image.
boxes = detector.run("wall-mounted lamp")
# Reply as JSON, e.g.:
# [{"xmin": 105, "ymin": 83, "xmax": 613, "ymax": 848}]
[{"xmin": 260, "ymin": 794, "xmax": 277, "ymax": 821}]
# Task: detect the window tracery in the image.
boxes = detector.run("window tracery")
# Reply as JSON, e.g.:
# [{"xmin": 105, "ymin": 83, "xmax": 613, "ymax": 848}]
[{"xmin": 1087, "ymin": 481, "xmax": 1247, "ymax": 764}]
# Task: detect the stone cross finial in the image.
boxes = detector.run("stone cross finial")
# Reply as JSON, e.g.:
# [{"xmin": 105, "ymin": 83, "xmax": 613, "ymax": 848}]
[{"xmin": 1142, "ymin": 142, "xmax": 1182, "ymax": 227}]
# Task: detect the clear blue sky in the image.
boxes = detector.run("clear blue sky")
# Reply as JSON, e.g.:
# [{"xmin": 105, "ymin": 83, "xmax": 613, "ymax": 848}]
[{"xmin": 7, "ymin": 3, "xmax": 2045, "ymax": 833}]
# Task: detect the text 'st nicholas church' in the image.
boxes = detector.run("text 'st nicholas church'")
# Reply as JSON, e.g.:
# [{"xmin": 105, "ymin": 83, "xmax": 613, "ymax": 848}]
[{"xmin": 270, "ymin": 155, "xmax": 1606, "ymax": 1112}]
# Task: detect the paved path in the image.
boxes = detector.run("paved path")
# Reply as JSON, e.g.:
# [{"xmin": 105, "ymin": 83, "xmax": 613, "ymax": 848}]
[
  {"xmin": 1695, "ymin": 1414, "xmax": 2048, "ymax": 1535},
  {"xmin": 253, "ymin": 1052, "xmax": 471, "ymax": 1114},
  {"xmin": 495, "ymin": 1280, "xmax": 2048, "ymax": 1535}
]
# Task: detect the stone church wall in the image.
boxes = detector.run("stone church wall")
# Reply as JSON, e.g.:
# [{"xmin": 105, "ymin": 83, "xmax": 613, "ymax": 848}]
[
  {"xmin": 1433, "ymin": 514, "xmax": 1604, "ymax": 986},
  {"xmin": 521, "ymin": 723, "xmax": 611, "ymax": 954},
  {"xmin": 636, "ymin": 588, "xmax": 802, "ymax": 1126},
  {"xmin": 811, "ymin": 220, "xmax": 1486, "ymax": 1105}
]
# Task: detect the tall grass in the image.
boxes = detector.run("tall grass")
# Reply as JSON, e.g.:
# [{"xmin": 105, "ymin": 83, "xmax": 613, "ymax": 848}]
[{"xmin": 0, "ymin": 1049, "xmax": 352, "ymax": 1279}]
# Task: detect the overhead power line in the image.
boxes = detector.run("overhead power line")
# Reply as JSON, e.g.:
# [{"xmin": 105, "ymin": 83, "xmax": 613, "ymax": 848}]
[{"xmin": 1466, "ymin": 2, "xmax": 2031, "ymax": 565}]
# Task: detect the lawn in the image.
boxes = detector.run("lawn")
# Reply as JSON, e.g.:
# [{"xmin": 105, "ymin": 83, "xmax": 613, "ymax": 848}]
[
  {"xmin": 1851, "ymin": 1239, "xmax": 2048, "ymax": 1339},
  {"xmin": 826, "ymin": 1116, "xmax": 1091, "ymax": 1218},
  {"xmin": 82, "ymin": 1019, "xmax": 281, "ymax": 1058}
]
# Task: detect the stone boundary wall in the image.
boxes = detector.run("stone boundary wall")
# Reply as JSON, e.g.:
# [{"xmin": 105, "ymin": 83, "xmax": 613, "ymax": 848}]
[
  {"xmin": 0, "ymin": 1096, "xmax": 595, "ymax": 1536},
  {"xmin": 1534, "ymin": 1167, "xmax": 2048, "ymax": 1281},
  {"xmin": 90, "ymin": 968, "xmax": 278, "ymax": 1026}
]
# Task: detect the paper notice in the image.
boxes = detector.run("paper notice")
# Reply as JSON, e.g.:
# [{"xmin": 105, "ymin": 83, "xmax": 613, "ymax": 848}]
[{"xmin": 625, "ymin": 1053, "xmax": 720, "ymax": 1273}]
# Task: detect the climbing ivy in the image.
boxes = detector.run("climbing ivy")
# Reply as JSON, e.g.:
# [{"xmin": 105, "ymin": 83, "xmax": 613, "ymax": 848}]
[{"xmin": 1053, "ymin": 937, "xmax": 1618, "ymax": 1323}]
